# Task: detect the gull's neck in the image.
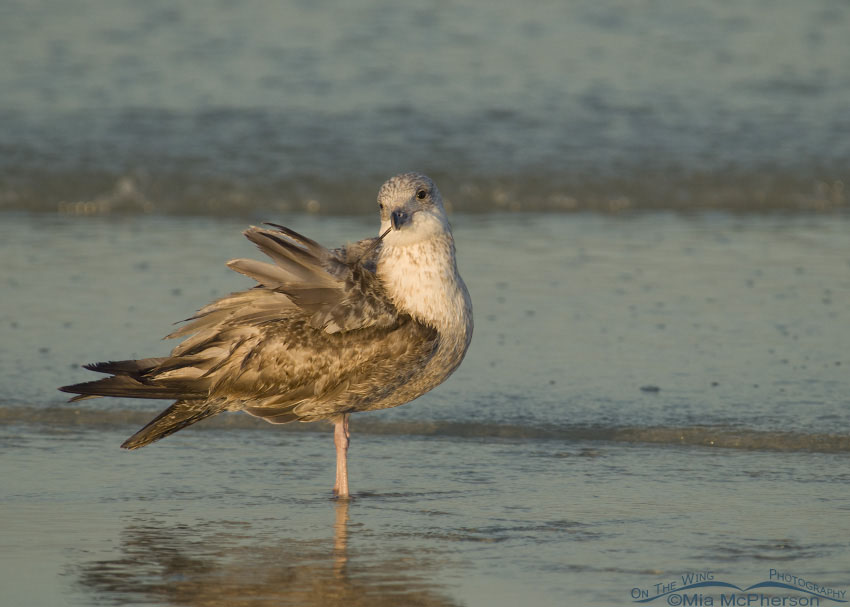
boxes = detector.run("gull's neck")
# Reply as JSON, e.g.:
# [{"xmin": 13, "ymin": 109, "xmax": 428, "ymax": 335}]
[{"xmin": 377, "ymin": 234, "xmax": 472, "ymax": 335}]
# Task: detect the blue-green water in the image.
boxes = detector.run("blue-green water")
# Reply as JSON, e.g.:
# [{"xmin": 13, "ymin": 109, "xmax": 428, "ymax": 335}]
[{"xmin": 1, "ymin": 0, "xmax": 849, "ymax": 213}]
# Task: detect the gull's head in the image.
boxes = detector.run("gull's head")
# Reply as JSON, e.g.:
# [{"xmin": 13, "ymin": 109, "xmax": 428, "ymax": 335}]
[{"xmin": 377, "ymin": 172, "xmax": 451, "ymax": 247}]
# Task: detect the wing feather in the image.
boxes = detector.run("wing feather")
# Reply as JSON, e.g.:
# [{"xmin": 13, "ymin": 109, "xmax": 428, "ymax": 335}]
[
  {"xmin": 59, "ymin": 220, "xmax": 434, "ymax": 432},
  {"xmin": 231, "ymin": 224, "xmax": 398, "ymax": 333}
]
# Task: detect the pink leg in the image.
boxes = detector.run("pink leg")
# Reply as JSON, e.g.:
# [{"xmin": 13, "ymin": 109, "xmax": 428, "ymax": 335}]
[{"xmin": 333, "ymin": 414, "xmax": 351, "ymax": 498}]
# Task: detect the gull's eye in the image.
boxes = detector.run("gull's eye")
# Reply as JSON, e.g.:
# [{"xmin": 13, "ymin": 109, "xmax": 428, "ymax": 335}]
[{"xmin": 416, "ymin": 189, "xmax": 428, "ymax": 200}]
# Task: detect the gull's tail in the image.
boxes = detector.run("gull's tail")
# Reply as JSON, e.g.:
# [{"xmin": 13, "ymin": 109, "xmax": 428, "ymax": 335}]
[
  {"xmin": 59, "ymin": 358, "xmax": 224, "ymax": 449},
  {"xmin": 59, "ymin": 358, "xmax": 208, "ymax": 402}
]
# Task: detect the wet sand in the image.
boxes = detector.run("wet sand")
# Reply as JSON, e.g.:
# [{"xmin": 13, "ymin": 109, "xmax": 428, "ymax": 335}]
[{"xmin": 2, "ymin": 212, "xmax": 849, "ymax": 606}]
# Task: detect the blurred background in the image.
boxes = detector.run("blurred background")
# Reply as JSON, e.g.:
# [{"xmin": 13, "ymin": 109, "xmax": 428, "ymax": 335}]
[{"xmin": 1, "ymin": 0, "xmax": 848, "ymax": 215}]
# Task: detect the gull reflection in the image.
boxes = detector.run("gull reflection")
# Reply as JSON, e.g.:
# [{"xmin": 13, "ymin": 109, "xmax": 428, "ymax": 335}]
[{"xmin": 76, "ymin": 500, "xmax": 460, "ymax": 607}]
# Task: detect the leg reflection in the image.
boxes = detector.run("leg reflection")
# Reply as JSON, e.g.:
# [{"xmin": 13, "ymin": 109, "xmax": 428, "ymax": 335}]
[{"xmin": 333, "ymin": 498, "xmax": 349, "ymax": 576}]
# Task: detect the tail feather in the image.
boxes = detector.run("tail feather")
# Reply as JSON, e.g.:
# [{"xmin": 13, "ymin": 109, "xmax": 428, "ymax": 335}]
[
  {"xmin": 120, "ymin": 400, "xmax": 225, "ymax": 450},
  {"xmin": 83, "ymin": 358, "xmax": 170, "ymax": 377},
  {"xmin": 60, "ymin": 356, "xmax": 212, "ymax": 402},
  {"xmin": 59, "ymin": 375, "xmax": 207, "ymax": 401}
]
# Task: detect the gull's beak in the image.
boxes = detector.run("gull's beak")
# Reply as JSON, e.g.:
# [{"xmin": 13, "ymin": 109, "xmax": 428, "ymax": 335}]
[{"xmin": 390, "ymin": 209, "xmax": 411, "ymax": 230}]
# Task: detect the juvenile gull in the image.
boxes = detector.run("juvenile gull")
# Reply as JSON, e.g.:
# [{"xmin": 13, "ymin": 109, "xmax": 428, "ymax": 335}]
[{"xmin": 60, "ymin": 173, "xmax": 473, "ymax": 498}]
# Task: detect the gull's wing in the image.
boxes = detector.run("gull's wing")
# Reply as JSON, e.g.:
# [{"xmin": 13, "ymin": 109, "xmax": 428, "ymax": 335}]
[
  {"xmin": 59, "ymin": 220, "xmax": 440, "ymax": 446},
  {"xmin": 226, "ymin": 223, "xmax": 399, "ymax": 334}
]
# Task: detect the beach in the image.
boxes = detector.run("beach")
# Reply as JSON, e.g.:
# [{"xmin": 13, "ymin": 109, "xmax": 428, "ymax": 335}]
[
  {"xmin": 1, "ymin": 1, "xmax": 849, "ymax": 604},
  {"xmin": 2, "ymin": 213, "xmax": 849, "ymax": 606}
]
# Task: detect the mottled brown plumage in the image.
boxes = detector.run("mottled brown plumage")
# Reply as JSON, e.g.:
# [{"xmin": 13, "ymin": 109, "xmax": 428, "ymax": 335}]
[{"xmin": 60, "ymin": 173, "xmax": 473, "ymax": 497}]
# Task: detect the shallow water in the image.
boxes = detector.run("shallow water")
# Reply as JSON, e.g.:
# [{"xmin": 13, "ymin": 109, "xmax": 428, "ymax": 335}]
[
  {"xmin": 2, "ymin": 212, "xmax": 849, "ymax": 606},
  {"xmin": 3, "ymin": 427, "xmax": 848, "ymax": 607},
  {"xmin": 2, "ymin": 0, "xmax": 849, "ymax": 213}
]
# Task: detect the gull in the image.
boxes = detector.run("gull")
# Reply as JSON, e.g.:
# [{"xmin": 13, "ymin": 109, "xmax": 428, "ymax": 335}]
[{"xmin": 60, "ymin": 173, "xmax": 473, "ymax": 498}]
